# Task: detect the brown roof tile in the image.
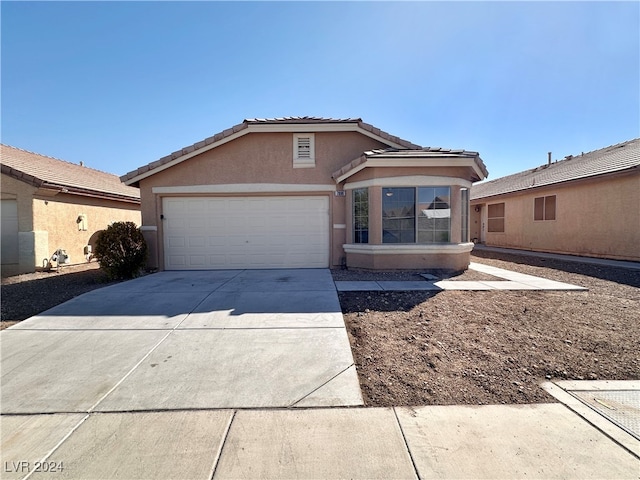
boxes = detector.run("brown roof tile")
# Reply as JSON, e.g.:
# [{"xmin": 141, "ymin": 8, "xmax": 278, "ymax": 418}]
[
  {"xmin": 1, "ymin": 144, "xmax": 140, "ymax": 202},
  {"xmin": 471, "ymin": 138, "xmax": 640, "ymax": 200}
]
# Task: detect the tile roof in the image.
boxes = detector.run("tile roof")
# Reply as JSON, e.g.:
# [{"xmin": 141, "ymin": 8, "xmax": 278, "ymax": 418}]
[
  {"xmin": 245, "ymin": 116, "xmax": 362, "ymax": 124},
  {"xmin": 471, "ymin": 138, "xmax": 640, "ymax": 200},
  {"xmin": 1, "ymin": 144, "xmax": 140, "ymax": 203},
  {"xmin": 120, "ymin": 117, "xmax": 422, "ymax": 185},
  {"xmin": 332, "ymin": 147, "xmax": 488, "ymax": 183}
]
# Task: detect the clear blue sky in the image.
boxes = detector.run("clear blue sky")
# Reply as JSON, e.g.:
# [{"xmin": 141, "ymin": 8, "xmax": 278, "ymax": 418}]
[{"xmin": 2, "ymin": 1, "xmax": 638, "ymax": 180}]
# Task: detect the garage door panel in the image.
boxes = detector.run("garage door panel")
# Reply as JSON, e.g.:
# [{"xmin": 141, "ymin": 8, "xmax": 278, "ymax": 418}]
[
  {"xmin": 167, "ymin": 236, "xmax": 186, "ymax": 248},
  {"xmin": 163, "ymin": 196, "xmax": 329, "ymax": 270}
]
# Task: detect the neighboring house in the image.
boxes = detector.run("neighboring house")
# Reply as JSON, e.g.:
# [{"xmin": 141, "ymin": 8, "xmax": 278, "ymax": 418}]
[
  {"xmin": 121, "ymin": 117, "xmax": 487, "ymax": 271},
  {"xmin": 1, "ymin": 145, "xmax": 141, "ymax": 276},
  {"xmin": 470, "ymin": 138, "xmax": 640, "ymax": 262}
]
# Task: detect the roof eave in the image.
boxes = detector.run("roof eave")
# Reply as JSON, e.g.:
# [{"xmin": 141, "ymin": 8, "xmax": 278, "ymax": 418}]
[{"xmin": 334, "ymin": 154, "xmax": 488, "ymax": 184}]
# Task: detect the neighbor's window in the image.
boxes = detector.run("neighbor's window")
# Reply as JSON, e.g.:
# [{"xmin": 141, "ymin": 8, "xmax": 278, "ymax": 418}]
[
  {"xmin": 534, "ymin": 195, "xmax": 556, "ymax": 221},
  {"xmin": 353, "ymin": 188, "xmax": 369, "ymax": 243},
  {"xmin": 461, "ymin": 188, "xmax": 469, "ymax": 242},
  {"xmin": 487, "ymin": 203, "xmax": 505, "ymax": 233},
  {"xmin": 382, "ymin": 187, "xmax": 451, "ymax": 243},
  {"xmin": 293, "ymin": 133, "xmax": 315, "ymax": 168}
]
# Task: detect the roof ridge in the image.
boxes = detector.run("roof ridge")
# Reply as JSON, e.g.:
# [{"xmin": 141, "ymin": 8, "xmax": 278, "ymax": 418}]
[
  {"xmin": 471, "ymin": 138, "xmax": 640, "ymax": 200},
  {"xmin": 0, "ymin": 143, "xmax": 122, "ymax": 178},
  {"xmin": 572, "ymin": 137, "xmax": 640, "ymax": 159},
  {"xmin": 244, "ymin": 116, "xmax": 361, "ymax": 123}
]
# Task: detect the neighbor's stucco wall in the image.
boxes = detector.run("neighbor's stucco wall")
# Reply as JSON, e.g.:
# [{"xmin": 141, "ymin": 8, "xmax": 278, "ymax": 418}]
[
  {"xmin": 1, "ymin": 171, "xmax": 141, "ymax": 275},
  {"xmin": 32, "ymin": 194, "xmax": 141, "ymax": 268},
  {"xmin": 470, "ymin": 171, "xmax": 640, "ymax": 261},
  {"xmin": 1, "ymin": 174, "xmax": 37, "ymax": 275},
  {"xmin": 138, "ymin": 131, "xmax": 389, "ymax": 269}
]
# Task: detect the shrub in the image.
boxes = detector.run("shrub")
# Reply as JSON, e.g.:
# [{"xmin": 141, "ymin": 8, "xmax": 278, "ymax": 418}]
[{"xmin": 94, "ymin": 222, "xmax": 148, "ymax": 280}]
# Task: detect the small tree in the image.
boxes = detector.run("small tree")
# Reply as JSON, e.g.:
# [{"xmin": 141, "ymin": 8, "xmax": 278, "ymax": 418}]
[{"xmin": 94, "ymin": 222, "xmax": 148, "ymax": 280}]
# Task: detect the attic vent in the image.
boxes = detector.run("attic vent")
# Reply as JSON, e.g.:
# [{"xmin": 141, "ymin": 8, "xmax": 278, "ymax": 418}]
[
  {"xmin": 293, "ymin": 133, "xmax": 315, "ymax": 169},
  {"xmin": 297, "ymin": 137, "xmax": 311, "ymax": 158}
]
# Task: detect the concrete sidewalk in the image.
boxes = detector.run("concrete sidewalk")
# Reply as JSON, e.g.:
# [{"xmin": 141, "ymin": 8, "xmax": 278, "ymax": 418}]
[
  {"xmin": 1, "ymin": 401, "xmax": 638, "ymax": 479},
  {"xmin": 473, "ymin": 244, "xmax": 640, "ymax": 270},
  {"xmin": 335, "ymin": 262, "xmax": 587, "ymax": 292}
]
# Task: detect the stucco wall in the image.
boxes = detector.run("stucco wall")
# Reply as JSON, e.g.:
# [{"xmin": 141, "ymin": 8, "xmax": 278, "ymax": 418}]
[
  {"xmin": 1, "ymin": 174, "xmax": 37, "ymax": 275},
  {"xmin": 1, "ymin": 171, "xmax": 141, "ymax": 275},
  {"xmin": 32, "ymin": 194, "xmax": 141, "ymax": 269},
  {"xmin": 471, "ymin": 171, "xmax": 640, "ymax": 261},
  {"xmin": 138, "ymin": 131, "xmax": 389, "ymax": 268}
]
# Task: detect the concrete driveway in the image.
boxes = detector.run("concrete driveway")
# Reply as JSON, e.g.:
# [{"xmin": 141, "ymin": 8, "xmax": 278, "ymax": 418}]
[{"xmin": 1, "ymin": 269, "xmax": 363, "ymax": 414}]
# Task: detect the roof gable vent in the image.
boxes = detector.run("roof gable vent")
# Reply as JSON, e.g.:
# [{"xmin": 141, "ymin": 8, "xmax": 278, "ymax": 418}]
[{"xmin": 293, "ymin": 133, "xmax": 315, "ymax": 168}]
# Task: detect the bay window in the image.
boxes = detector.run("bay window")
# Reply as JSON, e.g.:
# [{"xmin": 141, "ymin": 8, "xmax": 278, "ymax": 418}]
[{"xmin": 382, "ymin": 187, "xmax": 451, "ymax": 244}]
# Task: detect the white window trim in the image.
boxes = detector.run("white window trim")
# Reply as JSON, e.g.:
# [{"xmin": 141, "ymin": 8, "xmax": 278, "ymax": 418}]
[{"xmin": 293, "ymin": 133, "xmax": 315, "ymax": 168}]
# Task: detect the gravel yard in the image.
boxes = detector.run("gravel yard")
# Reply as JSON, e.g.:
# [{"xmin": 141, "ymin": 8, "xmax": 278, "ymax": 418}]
[{"xmin": 1, "ymin": 263, "xmax": 119, "ymax": 329}]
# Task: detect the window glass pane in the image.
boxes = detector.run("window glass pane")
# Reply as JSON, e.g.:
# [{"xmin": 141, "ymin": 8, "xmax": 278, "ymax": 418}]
[
  {"xmin": 417, "ymin": 186, "xmax": 450, "ymax": 243},
  {"xmin": 534, "ymin": 197, "xmax": 544, "ymax": 220},
  {"xmin": 488, "ymin": 218, "xmax": 505, "ymax": 232},
  {"xmin": 545, "ymin": 195, "xmax": 556, "ymax": 220},
  {"xmin": 488, "ymin": 203, "xmax": 505, "ymax": 218},
  {"xmin": 353, "ymin": 188, "xmax": 368, "ymax": 243},
  {"xmin": 461, "ymin": 188, "xmax": 469, "ymax": 242},
  {"xmin": 382, "ymin": 188, "xmax": 415, "ymax": 243},
  {"xmin": 487, "ymin": 202, "xmax": 505, "ymax": 232}
]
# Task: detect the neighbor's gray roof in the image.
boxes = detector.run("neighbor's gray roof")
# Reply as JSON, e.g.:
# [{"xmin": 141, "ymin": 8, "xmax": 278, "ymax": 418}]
[
  {"xmin": 332, "ymin": 147, "xmax": 488, "ymax": 182},
  {"xmin": 1, "ymin": 144, "xmax": 140, "ymax": 203},
  {"xmin": 471, "ymin": 138, "xmax": 640, "ymax": 200},
  {"xmin": 120, "ymin": 117, "xmax": 422, "ymax": 185}
]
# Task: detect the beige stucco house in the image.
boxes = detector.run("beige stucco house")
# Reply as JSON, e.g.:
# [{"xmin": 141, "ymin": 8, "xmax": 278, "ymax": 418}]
[
  {"xmin": 1, "ymin": 145, "xmax": 141, "ymax": 276},
  {"xmin": 470, "ymin": 138, "xmax": 640, "ymax": 262},
  {"xmin": 121, "ymin": 117, "xmax": 487, "ymax": 271}
]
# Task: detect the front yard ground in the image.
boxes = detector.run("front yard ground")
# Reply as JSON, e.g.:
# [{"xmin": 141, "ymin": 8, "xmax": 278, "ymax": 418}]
[{"xmin": 336, "ymin": 250, "xmax": 640, "ymax": 406}]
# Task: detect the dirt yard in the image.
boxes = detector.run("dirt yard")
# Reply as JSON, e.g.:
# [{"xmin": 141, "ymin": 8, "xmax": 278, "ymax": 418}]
[{"xmin": 337, "ymin": 250, "xmax": 640, "ymax": 406}]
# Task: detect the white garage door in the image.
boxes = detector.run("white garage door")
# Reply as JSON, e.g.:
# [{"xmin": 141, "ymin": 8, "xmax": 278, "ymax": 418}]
[{"xmin": 163, "ymin": 196, "xmax": 330, "ymax": 270}]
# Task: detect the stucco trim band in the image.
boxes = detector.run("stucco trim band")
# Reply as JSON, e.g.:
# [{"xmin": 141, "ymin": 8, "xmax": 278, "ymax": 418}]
[
  {"xmin": 152, "ymin": 184, "xmax": 336, "ymax": 194},
  {"xmin": 344, "ymin": 176, "xmax": 472, "ymax": 190},
  {"xmin": 343, "ymin": 243, "xmax": 474, "ymax": 255}
]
